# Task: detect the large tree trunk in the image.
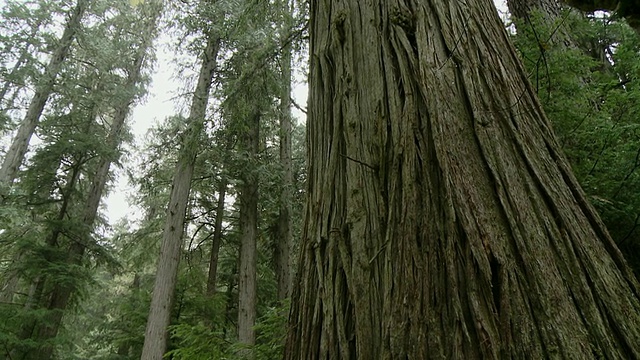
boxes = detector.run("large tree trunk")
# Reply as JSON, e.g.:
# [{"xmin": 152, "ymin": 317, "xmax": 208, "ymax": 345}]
[
  {"xmin": 275, "ymin": 6, "xmax": 294, "ymax": 301},
  {"xmin": 0, "ymin": 0, "xmax": 87, "ymax": 187},
  {"xmin": 237, "ymin": 111, "xmax": 260, "ymax": 349},
  {"xmin": 141, "ymin": 33, "xmax": 220, "ymax": 360},
  {"xmin": 285, "ymin": 0, "xmax": 640, "ymax": 359}
]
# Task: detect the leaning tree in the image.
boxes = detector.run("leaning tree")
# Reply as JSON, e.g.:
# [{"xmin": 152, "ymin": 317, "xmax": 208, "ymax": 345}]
[{"xmin": 285, "ymin": 0, "xmax": 640, "ymax": 358}]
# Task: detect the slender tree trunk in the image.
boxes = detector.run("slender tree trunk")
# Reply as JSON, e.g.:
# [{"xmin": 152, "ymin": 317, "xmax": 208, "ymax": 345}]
[
  {"xmin": 275, "ymin": 6, "xmax": 294, "ymax": 301},
  {"xmin": 0, "ymin": 0, "xmax": 88, "ymax": 187},
  {"xmin": 285, "ymin": 0, "xmax": 640, "ymax": 359},
  {"xmin": 206, "ymin": 177, "xmax": 227, "ymax": 298},
  {"xmin": 223, "ymin": 265, "xmax": 237, "ymax": 339},
  {"xmin": 0, "ymin": 274, "xmax": 18, "ymax": 304},
  {"xmin": 0, "ymin": 107, "xmax": 87, "ymax": 306},
  {"xmin": 141, "ymin": 33, "xmax": 220, "ymax": 360},
  {"xmin": 237, "ymin": 111, "xmax": 260, "ymax": 350}
]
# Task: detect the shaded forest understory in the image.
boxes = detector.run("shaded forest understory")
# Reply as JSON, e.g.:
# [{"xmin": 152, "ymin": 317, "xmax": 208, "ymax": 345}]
[{"xmin": 1, "ymin": 0, "xmax": 640, "ymax": 358}]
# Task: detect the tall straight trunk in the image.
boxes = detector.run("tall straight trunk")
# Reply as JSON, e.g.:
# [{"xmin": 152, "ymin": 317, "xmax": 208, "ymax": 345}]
[
  {"xmin": 237, "ymin": 112, "xmax": 260, "ymax": 349},
  {"xmin": 206, "ymin": 177, "xmax": 227, "ymax": 298},
  {"xmin": 30, "ymin": 242, "xmax": 85, "ymax": 360},
  {"xmin": 0, "ymin": 275, "xmax": 17, "ymax": 303},
  {"xmin": 0, "ymin": 0, "xmax": 88, "ymax": 187},
  {"xmin": 285, "ymin": 0, "xmax": 640, "ymax": 359},
  {"xmin": 275, "ymin": 8, "xmax": 294, "ymax": 301},
  {"xmin": 141, "ymin": 33, "xmax": 220, "ymax": 360}
]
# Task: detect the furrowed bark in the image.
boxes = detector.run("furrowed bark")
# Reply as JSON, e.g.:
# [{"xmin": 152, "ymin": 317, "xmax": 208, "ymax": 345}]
[{"xmin": 285, "ymin": 0, "xmax": 640, "ymax": 358}]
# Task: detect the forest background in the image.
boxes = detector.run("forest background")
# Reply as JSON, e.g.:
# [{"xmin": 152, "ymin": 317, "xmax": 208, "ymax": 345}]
[{"xmin": 0, "ymin": 0, "xmax": 639, "ymax": 359}]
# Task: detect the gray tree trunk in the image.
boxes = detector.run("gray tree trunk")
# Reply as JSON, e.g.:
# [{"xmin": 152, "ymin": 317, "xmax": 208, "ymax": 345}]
[
  {"xmin": 508, "ymin": 0, "xmax": 578, "ymax": 50},
  {"xmin": 237, "ymin": 111, "xmax": 260, "ymax": 350},
  {"xmin": 0, "ymin": 0, "xmax": 88, "ymax": 188},
  {"xmin": 285, "ymin": 0, "xmax": 640, "ymax": 358},
  {"xmin": 141, "ymin": 33, "xmax": 220, "ymax": 360},
  {"xmin": 275, "ymin": 5, "xmax": 294, "ymax": 301}
]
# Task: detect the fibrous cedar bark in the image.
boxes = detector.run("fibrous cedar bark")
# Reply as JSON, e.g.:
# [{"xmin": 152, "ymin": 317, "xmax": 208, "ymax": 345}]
[
  {"xmin": 285, "ymin": 0, "xmax": 640, "ymax": 359},
  {"xmin": 0, "ymin": 0, "xmax": 88, "ymax": 188},
  {"xmin": 141, "ymin": 33, "xmax": 220, "ymax": 360}
]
